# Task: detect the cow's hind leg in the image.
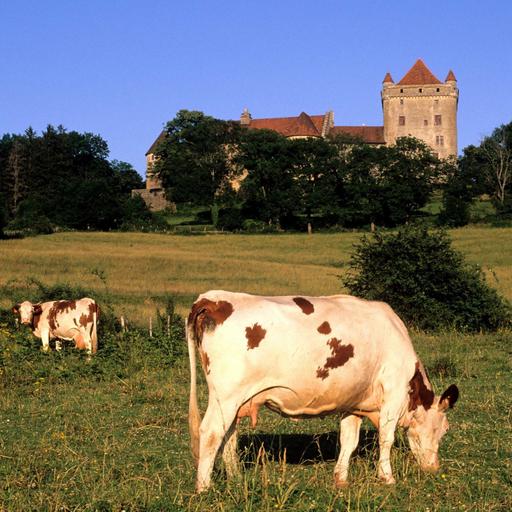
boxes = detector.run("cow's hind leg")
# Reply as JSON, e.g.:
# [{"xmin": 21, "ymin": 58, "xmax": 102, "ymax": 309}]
[
  {"xmin": 334, "ymin": 414, "xmax": 362, "ymax": 487},
  {"xmin": 221, "ymin": 422, "xmax": 240, "ymax": 479},
  {"xmin": 197, "ymin": 399, "xmax": 238, "ymax": 492}
]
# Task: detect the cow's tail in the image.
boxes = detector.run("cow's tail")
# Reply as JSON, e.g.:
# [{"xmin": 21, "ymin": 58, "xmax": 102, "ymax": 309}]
[
  {"xmin": 91, "ymin": 303, "xmax": 99, "ymax": 354},
  {"xmin": 186, "ymin": 315, "xmax": 201, "ymax": 467}
]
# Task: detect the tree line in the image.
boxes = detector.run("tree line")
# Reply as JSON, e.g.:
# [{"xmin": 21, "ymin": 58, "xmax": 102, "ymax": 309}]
[
  {"xmin": 0, "ymin": 125, "xmax": 153, "ymax": 234},
  {"xmin": 155, "ymin": 110, "xmax": 512, "ymax": 231}
]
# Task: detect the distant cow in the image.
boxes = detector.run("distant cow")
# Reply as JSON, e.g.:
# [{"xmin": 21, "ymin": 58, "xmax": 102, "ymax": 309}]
[
  {"xmin": 12, "ymin": 298, "xmax": 99, "ymax": 354},
  {"xmin": 187, "ymin": 291, "xmax": 459, "ymax": 492}
]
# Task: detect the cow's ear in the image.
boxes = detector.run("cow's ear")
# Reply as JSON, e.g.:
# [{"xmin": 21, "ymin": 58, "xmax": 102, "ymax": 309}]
[
  {"xmin": 33, "ymin": 304, "xmax": 43, "ymax": 315},
  {"xmin": 439, "ymin": 384, "xmax": 459, "ymax": 411},
  {"xmin": 12, "ymin": 303, "xmax": 20, "ymax": 314}
]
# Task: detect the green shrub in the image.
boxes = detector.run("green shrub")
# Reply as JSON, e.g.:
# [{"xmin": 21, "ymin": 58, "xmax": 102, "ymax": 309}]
[{"xmin": 343, "ymin": 226, "xmax": 512, "ymax": 331}]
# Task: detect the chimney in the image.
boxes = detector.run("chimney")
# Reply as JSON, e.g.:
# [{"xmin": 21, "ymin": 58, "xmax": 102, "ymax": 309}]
[{"xmin": 240, "ymin": 108, "xmax": 252, "ymax": 125}]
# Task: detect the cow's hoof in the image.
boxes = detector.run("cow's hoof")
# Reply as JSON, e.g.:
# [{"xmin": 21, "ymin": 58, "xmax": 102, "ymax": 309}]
[
  {"xmin": 334, "ymin": 474, "xmax": 350, "ymax": 489},
  {"xmin": 379, "ymin": 475, "xmax": 396, "ymax": 485}
]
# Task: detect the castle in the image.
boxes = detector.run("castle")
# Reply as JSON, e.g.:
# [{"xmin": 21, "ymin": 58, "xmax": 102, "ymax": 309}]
[{"xmin": 136, "ymin": 59, "xmax": 458, "ymax": 210}]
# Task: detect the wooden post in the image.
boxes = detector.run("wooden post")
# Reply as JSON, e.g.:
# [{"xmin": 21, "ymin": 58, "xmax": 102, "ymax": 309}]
[
  {"xmin": 167, "ymin": 315, "xmax": 171, "ymax": 337},
  {"xmin": 149, "ymin": 317, "xmax": 153, "ymax": 338},
  {"xmin": 120, "ymin": 315, "xmax": 126, "ymax": 333},
  {"xmin": 307, "ymin": 222, "xmax": 312, "ymax": 235}
]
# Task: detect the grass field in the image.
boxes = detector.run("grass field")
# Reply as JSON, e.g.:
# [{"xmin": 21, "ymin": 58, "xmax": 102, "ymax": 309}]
[
  {"xmin": 1, "ymin": 227, "xmax": 512, "ymax": 322},
  {"xmin": 0, "ymin": 228, "xmax": 511, "ymax": 511}
]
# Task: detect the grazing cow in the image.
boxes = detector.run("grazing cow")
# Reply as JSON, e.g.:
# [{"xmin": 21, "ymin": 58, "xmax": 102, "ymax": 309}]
[
  {"xmin": 187, "ymin": 291, "xmax": 459, "ymax": 492},
  {"xmin": 12, "ymin": 298, "xmax": 99, "ymax": 354}
]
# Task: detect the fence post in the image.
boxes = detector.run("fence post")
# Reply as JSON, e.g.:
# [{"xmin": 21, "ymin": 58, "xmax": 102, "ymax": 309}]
[
  {"xmin": 167, "ymin": 315, "xmax": 171, "ymax": 337},
  {"xmin": 149, "ymin": 317, "xmax": 153, "ymax": 338}
]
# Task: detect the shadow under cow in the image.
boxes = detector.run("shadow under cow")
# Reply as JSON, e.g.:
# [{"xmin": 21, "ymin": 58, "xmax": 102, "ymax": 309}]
[{"xmin": 238, "ymin": 428, "xmax": 381, "ymax": 466}]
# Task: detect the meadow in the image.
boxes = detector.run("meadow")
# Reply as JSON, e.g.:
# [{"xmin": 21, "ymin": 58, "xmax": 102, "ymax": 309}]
[{"xmin": 0, "ymin": 228, "xmax": 511, "ymax": 511}]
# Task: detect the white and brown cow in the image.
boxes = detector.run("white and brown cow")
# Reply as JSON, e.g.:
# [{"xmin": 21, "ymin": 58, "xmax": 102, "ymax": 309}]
[
  {"xmin": 12, "ymin": 298, "xmax": 99, "ymax": 354},
  {"xmin": 187, "ymin": 290, "xmax": 459, "ymax": 492}
]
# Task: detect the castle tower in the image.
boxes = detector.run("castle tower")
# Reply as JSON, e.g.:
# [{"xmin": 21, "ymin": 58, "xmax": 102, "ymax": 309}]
[{"xmin": 381, "ymin": 59, "xmax": 458, "ymax": 159}]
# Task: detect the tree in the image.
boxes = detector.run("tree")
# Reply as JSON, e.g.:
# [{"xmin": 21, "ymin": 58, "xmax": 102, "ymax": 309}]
[
  {"xmin": 373, "ymin": 137, "xmax": 441, "ymax": 226},
  {"xmin": 481, "ymin": 123, "xmax": 512, "ymax": 207},
  {"xmin": 0, "ymin": 126, "xmax": 147, "ymax": 232},
  {"xmin": 236, "ymin": 129, "xmax": 299, "ymax": 228},
  {"xmin": 111, "ymin": 160, "xmax": 144, "ymax": 193},
  {"xmin": 289, "ymin": 137, "xmax": 341, "ymax": 230},
  {"xmin": 155, "ymin": 110, "xmax": 241, "ymax": 219}
]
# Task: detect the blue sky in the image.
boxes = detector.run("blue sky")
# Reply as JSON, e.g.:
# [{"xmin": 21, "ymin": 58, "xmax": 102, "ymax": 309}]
[{"xmin": 1, "ymin": 1, "xmax": 511, "ymax": 176}]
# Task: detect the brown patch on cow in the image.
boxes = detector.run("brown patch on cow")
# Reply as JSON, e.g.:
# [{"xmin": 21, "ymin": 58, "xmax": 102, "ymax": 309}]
[
  {"xmin": 408, "ymin": 362, "xmax": 435, "ymax": 411},
  {"xmin": 316, "ymin": 367, "xmax": 329, "ymax": 379},
  {"xmin": 47, "ymin": 300, "xmax": 77, "ymax": 331},
  {"xmin": 79, "ymin": 313, "xmax": 90, "ymax": 327},
  {"xmin": 200, "ymin": 350, "xmax": 211, "ymax": 374},
  {"xmin": 78, "ymin": 303, "xmax": 99, "ymax": 329},
  {"xmin": 316, "ymin": 338, "xmax": 354, "ymax": 380},
  {"xmin": 293, "ymin": 297, "xmax": 314, "ymax": 315},
  {"xmin": 88, "ymin": 302, "xmax": 100, "ymax": 319},
  {"xmin": 187, "ymin": 298, "xmax": 234, "ymax": 345},
  {"xmin": 317, "ymin": 321, "xmax": 331, "ymax": 334},
  {"xmin": 245, "ymin": 323, "xmax": 267, "ymax": 349},
  {"xmin": 31, "ymin": 312, "xmax": 41, "ymax": 331},
  {"xmin": 237, "ymin": 399, "xmax": 260, "ymax": 427}
]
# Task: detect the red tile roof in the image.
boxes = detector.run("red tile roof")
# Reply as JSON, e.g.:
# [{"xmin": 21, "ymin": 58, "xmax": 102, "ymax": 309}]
[
  {"xmin": 329, "ymin": 126, "xmax": 385, "ymax": 144},
  {"xmin": 383, "ymin": 72, "xmax": 394, "ymax": 83},
  {"xmin": 247, "ymin": 112, "xmax": 324, "ymax": 137},
  {"xmin": 398, "ymin": 59, "xmax": 442, "ymax": 85},
  {"xmin": 445, "ymin": 70, "xmax": 457, "ymax": 82}
]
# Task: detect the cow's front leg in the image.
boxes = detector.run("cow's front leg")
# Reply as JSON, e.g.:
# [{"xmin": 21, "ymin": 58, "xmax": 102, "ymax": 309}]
[
  {"xmin": 197, "ymin": 399, "xmax": 238, "ymax": 492},
  {"xmin": 41, "ymin": 331, "xmax": 50, "ymax": 352},
  {"xmin": 334, "ymin": 414, "xmax": 362, "ymax": 487},
  {"xmin": 377, "ymin": 404, "xmax": 401, "ymax": 484},
  {"xmin": 221, "ymin": 421, "xmax": 240, "ymax": 479}
]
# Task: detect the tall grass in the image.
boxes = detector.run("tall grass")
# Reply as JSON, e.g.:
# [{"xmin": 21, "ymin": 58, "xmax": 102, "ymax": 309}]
[{"xmin": 1, "ymin": 228, "xmax": 511, "ymax": 323}]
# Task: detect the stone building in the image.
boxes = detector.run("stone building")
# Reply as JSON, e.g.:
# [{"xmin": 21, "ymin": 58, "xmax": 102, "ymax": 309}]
[
  {"xmin": 131, "ymin": 132, "xmax": 172, "ymax": 211},
  {"xmin": 381, "ymin": 59, "xmax": 458, "ymax": 159},
  {"xmin": 140, "ymin": 59, "xmax": 458, "ymax": 207}
]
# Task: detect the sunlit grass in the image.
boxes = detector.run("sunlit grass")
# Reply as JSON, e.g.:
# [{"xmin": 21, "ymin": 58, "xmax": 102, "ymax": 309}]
[{"xmin": 1, "ymin": 228, "xmax": 511, "ymax": 324}]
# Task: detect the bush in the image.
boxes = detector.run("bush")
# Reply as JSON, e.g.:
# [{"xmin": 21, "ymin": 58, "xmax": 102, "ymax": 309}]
[
  {"xmin": 216, "ymin": 207, "xmax": 244, "ymax": 231},
  {"xmin": 343, "ymin": 226, "xmax": 512, "ymax": 331}
]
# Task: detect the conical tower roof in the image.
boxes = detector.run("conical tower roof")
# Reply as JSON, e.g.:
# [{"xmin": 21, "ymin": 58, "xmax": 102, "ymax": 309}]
[
  {"xmin": 382, "ymin": 72, "xmax": 394, "ymax": 84},
  {"xmin": 398, "ymin": 59, "xmax": 442, "ymax": 85},
  {"xmin": 445, "ymin": 70, "xmax": 457, "ymax": 82}
]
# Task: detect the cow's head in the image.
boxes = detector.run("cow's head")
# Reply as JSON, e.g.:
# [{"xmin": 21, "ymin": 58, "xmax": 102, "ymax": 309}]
[
  {"xmin": 12, "ymin": 301, "xmax": 42, "ymax": 325},
  {"xmin": 407, "ymin": 384, "xmax": 459, "ymax": 472}
]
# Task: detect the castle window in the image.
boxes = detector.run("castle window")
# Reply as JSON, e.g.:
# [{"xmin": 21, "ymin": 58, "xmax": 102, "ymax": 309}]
[
  {"xmin": 436, "ymin": 135, "xmax": 444, "ymax": 146},
  {"xmin": 435, "ymin": 115, "xmax": 442, "ymax": 126},
  {"xmin": 399, "ymin": 116, "xmax": 406, "ymax": 126},
  {"xmin": 400, "ymin": 88, "xmax": 403, "ymax": 93},
  {"xmin": 436, "ymin": 88, "xmax": 440, "ymax": 92},
  {"xmin": 434, "ymin": 99, "xmax": 439, "ymax": 106},
  {"xmin": 419, "ymin": 88, "xmax": 423, "ymax": 93},
  {"xmin": 424, "ymin": 119, "xmax": 428, "ymax": 126},
  {"xmin": 400, "ymin": 99, "xmax": 404, "ymax": 105}
]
